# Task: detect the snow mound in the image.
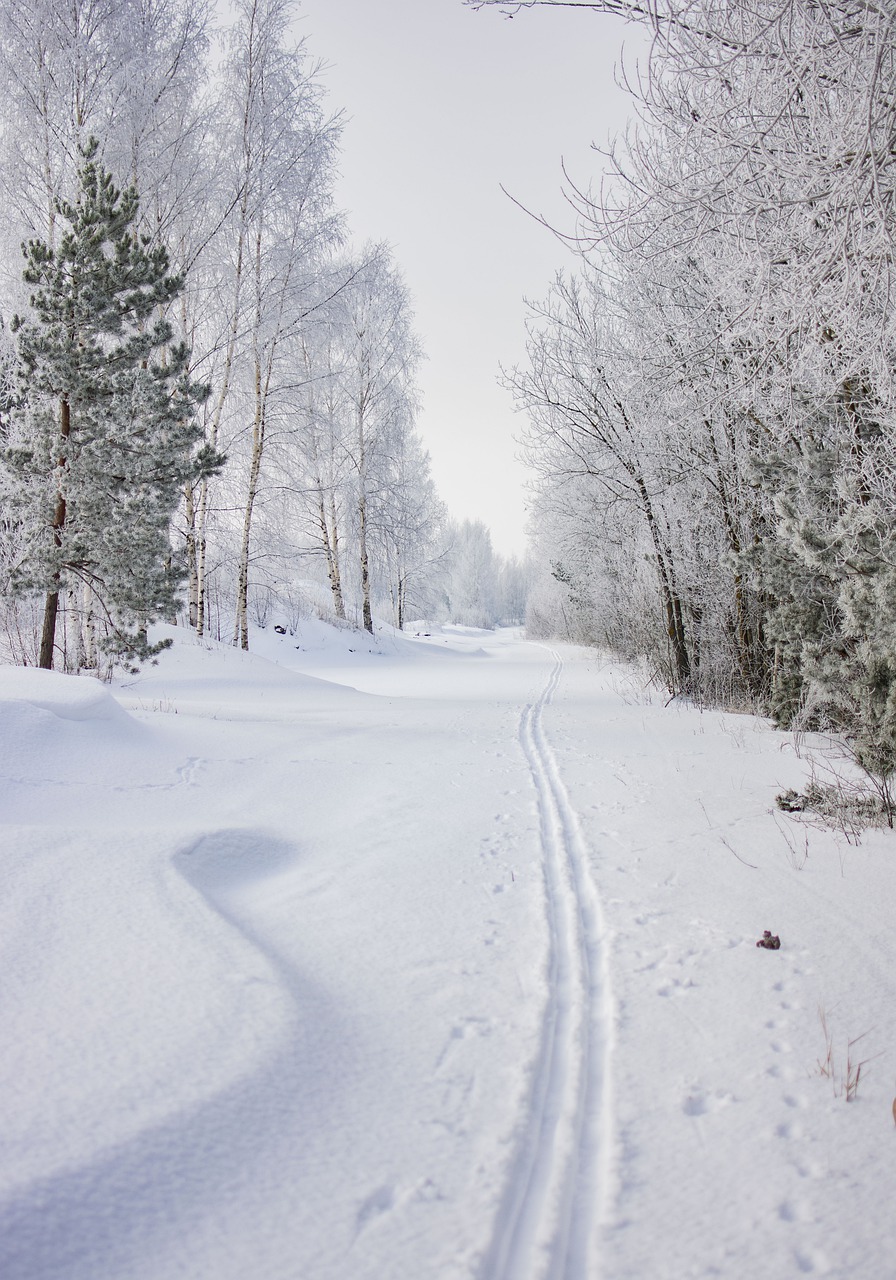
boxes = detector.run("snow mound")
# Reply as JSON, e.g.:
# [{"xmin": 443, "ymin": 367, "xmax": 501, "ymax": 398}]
[
  {"xmin": 121, "ymin": 623, "xmax": 368, "ymax": 711},
  {"xmin": 0, "ymin": 666, "xmax": 132, "ymax": 723},
  {"xmin": 0, "ymin": 667, "xmax": 155, "ymax": 827}
]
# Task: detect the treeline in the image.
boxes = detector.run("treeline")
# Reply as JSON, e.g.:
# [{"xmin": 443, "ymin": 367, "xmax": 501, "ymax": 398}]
[
  {"xmin": 475, "ymin": 0, "xmax": 896, "ymax": 788},
  {"xmin": 0, "ymin": 0, "xmax": 520, "ymax": 671},
  {"xmin": 439, "ymin": 519, "xmax": 530, "ymax": 630}
]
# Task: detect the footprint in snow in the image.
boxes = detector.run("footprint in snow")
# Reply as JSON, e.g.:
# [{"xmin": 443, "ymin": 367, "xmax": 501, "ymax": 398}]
[
  {"xmin": 794, "ymin": 1246, "xmax": 831, "ymax": 1274},
  {"xmin": 434, "ymin": 1016, "xmax": 492, "ymax": 1071},
  {"xmin": 355, "ymin": 1185, "xmax": 395, "ymax": 1235},
  {"xmin": 778, "ymin": 1198, "xmax": 813, "ymax": 1223},
  {"xmin": 682, "ymin": 1089, "xmax": 735, "ymax": 1117},
  {"xmin": 657, "ymin": 977, "xmax": 697, "ymax": 997}
]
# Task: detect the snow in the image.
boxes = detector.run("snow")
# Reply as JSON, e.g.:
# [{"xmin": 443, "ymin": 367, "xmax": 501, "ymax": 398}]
[{"xmin": 1, "ymin": 624, "xmax": 894, "ymax": 1279}]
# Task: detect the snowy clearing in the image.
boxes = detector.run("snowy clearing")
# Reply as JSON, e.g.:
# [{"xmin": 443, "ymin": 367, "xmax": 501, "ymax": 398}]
[{"xmin": 1, "ymin": 624, "xmax": 894, "ymax": 1280}]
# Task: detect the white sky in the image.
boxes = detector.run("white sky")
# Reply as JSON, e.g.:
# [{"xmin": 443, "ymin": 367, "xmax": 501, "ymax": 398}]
[{"xmin": 292, "ymin": 0, "xmax": 641, "ymax": 558}]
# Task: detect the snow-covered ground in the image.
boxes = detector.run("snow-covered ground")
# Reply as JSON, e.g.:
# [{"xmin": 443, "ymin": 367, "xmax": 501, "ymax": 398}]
[{"xmin": 1, "ymin": 623, "xmax": 894, "ymax": 1280}]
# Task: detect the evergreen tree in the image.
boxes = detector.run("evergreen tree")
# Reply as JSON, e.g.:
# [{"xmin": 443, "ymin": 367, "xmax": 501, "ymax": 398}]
[
  {"xmin": 756, "ymin": 385, "xmax": 896, "ymax": 807},
  {"xmin": 3, "ymin": 142, "xmax": 218, "ymax": 669}
]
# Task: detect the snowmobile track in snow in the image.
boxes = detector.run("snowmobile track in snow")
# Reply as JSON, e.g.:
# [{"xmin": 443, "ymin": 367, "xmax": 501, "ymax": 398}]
[{"xmin": 484, "ymin": 648, "xmax": 614, "ymax": 1280}]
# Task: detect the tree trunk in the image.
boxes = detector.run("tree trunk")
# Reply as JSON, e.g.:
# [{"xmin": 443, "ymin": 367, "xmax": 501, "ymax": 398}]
[
  {"xmin": 704, "ymin": 417, "xmax": 766, "ymax": 697},
  {"xmin": 396, "ymin": 571, "xmax": 405, "ymax": 632},
  {"xmin": 329, "ymin": 493, "xmax": 346, "ymax": 621},
  {"xmin": 316, "ymin": 485, "xmax": 346, "ymax": 620},
  {"xmin": 355, "ymin": 396, "xmax": 374, "ymax": 635},
  {"xmin": 184, "ymin": 481, "xmax": 199, "ymax": 627},
  {"xmin": 359, "ymin": 487, "xmax": 373, "ymax": 634},
  {"xmin": 75, "ymin": 583, "xmax": 96, "ymax": 670},
  {"xmin": 234, "ymin": 447, "xmax": 261, "ymax": 651},
  {"xmin": 593, "ymin": 360, "xmax": 691, "ymax": 689},
  {"xmin": 635, "ymin": 473, "xmax": 690, "ymax": 689},
  {"xmin": 196, "ymin": 138, "xmax": 251, "ymax": 637},
  {"xmin": 38, "ymin": 585, "xmax": 61, "ymax": 670},
  {"xmin": 234, "ymin": 354, "xmax": 266, "ymax": 651},
  {"xmin": 39, "ymin": 394, "xmax": 71, "ymax": 670}
]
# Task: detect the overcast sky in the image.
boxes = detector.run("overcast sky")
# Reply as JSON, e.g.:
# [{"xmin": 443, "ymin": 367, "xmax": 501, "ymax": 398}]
[{"xmin": 292, "ymin": 0, "xmax": 641, "ymax": 557}]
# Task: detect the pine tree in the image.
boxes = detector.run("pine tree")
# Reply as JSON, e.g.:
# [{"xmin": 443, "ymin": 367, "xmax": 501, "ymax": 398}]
[{"xmin": 3, "ymin": 141, "xmax": 218, "ymax": 669}]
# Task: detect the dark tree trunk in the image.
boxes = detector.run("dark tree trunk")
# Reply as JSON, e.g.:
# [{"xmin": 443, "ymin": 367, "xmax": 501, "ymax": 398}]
[
  {"xmin": 39, "ymin": 394, "xmax": 71, "ymax": 670},
  {"xmin": 39, "ymin": 584, "xmax": 60, "ymax": 669}
]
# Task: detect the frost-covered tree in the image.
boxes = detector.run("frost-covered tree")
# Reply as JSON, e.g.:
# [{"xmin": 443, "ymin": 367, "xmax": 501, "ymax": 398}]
[
  {"xmin": 0, "ymin": 0, "xmax": 214, "ymax": 258},
  {"xmin": 482, "ymin": 0, "xmax": 896, "ymax": 749},
  {"xmin": 264, "ymin": 251, "xmax": 442, "ymax": 634},
  {"xmin": 0, "ymin": 0, "xmax": 458, "ymax": 660},
  {"xmin": 333, "ymin": 245, "xmax": 421, "ymax": 634},
  {"xmin": 186, "ymin": 0, "xmax": 342, "ymax": 649},
  {"xmin": 444, "ymin": 520, "xmax": 499, "ymax": 628},
  {"xmin": 2, "ymin": 144, "xmax": 214, "ymax": 669},
  {"xmin": 372, "ymin": 428, "xmax": 446, "ymax": 629},
  {"xmin": 513, "ymin": 269, "xmax": 693, "ymax": 688},
  {"xmin": 276, "ymin": 324, "xmax": 353, "ymax": 620},
  {"xmin": 440, "ymin": 520, "xmax": 529, "ymax": 629},
  {"xmin": 604, "ymin": 0, "xmax": 896, "ymax": 736}
]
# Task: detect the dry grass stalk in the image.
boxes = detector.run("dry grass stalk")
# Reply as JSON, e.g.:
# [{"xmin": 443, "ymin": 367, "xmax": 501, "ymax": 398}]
[{"xmin": 816, "ymin": 1008, "xmax": 880, "ymax": 1103}]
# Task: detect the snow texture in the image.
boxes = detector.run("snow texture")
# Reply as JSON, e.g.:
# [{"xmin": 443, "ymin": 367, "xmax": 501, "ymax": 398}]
[{"xmin": 1, "ymin": 624, "xmax": 894, "ymax": 1279}]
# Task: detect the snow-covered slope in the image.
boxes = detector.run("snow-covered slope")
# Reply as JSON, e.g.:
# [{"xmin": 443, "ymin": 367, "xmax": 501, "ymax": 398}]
[{"xmin": 0, "ymin": 624, "xmax": 893, "ymax": 1280}]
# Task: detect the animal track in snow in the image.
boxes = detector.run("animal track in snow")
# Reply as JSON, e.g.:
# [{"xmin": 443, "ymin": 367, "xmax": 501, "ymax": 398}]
[
  {"xmin": 657, "ymin": 977, "xmax": 697, "ymax": 998},
  {"xmin": 434, "ymin": 1017, "xmax": 492, "ymax": 1073},
  {"xmin": 778, "ymin": 1198, "xmax": 813, "ymax": 1223},
  {"xmin": 354, "ymin": 1185, "xmax": 395, "ymax": 1236},
  {"xmin": 682, "ymin": 1089, "xmax": 734, "ymax": 1118},
  {"xmin": 793, "ymin": 1246, "xmax": 830, "ymax": 1274},
  {"xmin": 175, "ymin": 756, "xmax": 204, "ymax": 786}
]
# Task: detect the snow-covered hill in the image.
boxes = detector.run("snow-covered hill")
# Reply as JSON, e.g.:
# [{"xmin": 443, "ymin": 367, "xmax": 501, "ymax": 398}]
[{"xmin": 1, "ymin": 624, "xmax": 893, "ymax": 1279}]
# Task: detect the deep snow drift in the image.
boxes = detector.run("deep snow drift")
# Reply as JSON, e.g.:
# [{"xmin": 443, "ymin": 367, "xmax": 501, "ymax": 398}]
[{"xmin": 0, "ymin": 623, "xmax": 893, "ymax": 1280}]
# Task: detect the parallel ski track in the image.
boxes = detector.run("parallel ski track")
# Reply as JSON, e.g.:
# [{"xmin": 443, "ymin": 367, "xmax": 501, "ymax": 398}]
[{"xmin": 485, "ymin": 647, "xmax": 614, "ymax": 1280}]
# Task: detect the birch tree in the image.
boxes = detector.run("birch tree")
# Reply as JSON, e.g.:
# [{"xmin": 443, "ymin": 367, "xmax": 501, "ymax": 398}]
[
  {"xmin": 281, "ymin": 328, "xmax": 351, "ymax": 619},
  {"xmin": 335, "ymin": 246, "xmax": 421, "ymax": 634},
  {"xmin": 372, "ymin": 424, "xmax": 445, "ymax": 630},
  {"xmin": 199, "ymin": 0, "xmax": 341, "ymax": 650}
]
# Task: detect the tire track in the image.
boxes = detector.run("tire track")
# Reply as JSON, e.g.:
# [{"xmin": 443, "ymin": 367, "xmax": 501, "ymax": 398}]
[{"xmin": 484, "ymin": 647, "xmax": 614, "ymax": 1280}]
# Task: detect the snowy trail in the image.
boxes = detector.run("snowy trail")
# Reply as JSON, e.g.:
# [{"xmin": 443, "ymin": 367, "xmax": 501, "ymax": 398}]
[
  {"xmin": 485, "ymin": 648, "xmax": 613, "ymax": 1280},
  {"xmin": 0, "ymin": 632, "xmax": 557, "ymax": 1280},
  {"xmin": 5, "ymin": 627, "xmax": 896, "ymax": 1279}
]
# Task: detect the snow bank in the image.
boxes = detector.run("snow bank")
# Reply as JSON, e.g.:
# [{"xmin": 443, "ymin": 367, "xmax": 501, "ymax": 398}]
[
  {"xmin": 0, "ymin": 666, "xmax": 155, "ymax": 827},
  {"xmin": 0, "ymin": 665, "xmax": 132, "ymax": 722}
]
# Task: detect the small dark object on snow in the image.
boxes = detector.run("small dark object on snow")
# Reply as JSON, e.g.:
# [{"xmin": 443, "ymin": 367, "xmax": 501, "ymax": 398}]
[
  {"xmin": 776, "ymin": 789, "xmax": 807, "ymax": 812},
  {"xmin": 756, "ymin": 930, "xmax": 781, "ymax": 950},
  {"xmin": 273, "ymin": 625, "xmax": 287, "ymax": 635}
]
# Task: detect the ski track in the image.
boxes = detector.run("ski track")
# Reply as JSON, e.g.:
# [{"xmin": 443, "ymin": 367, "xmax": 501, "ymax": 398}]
[{"xmin": 484, "ymin": 647, "xmax": 615, "ymax": 1280}]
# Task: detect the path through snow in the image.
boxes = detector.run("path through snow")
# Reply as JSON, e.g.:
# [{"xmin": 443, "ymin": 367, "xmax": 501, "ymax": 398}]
[
  {"xmin": 1, "ymin": 625, "xmax": 895, "ymax": 1279},
  {"xmin": 484, "ymin": 648, "xmax": 613, "ymax": 1280}
]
